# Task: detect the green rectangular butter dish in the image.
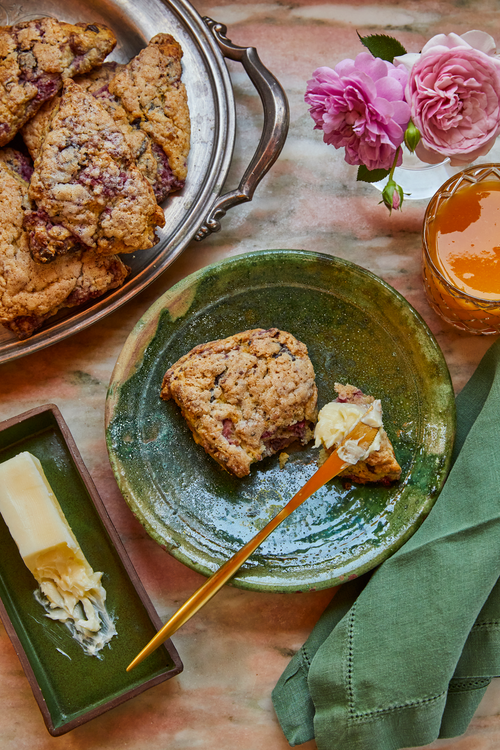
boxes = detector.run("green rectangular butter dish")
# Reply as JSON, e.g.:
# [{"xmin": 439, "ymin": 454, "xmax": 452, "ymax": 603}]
[{"xmin": 0, "ymin": 404, "xmax": 182, "ymax": 736}]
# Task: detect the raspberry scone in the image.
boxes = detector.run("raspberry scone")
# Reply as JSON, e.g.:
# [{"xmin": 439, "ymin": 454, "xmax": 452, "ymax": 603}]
[
  {"xmin": 314, "ymin": 383, "xmax": 401, "ymax": 484},
  {"xmin": 23, "ymin": 59, "xmax": 178, "ymax": 203},
  {"xmin": 24, "ymin": 79, "xmax": 165, "ymax": 263},
  {"xmin": 0, "ymin": 17, "xmax": 116, "ymax": 146},
  {"xmin": 109, "ymin": 33, "xmax": 190, "ymax": 200},
  {"xmin": 0, "ymin": 154, "xmax": 128, "ymax": 339},
  {"xmin": 161, "ymin": 328, "xmax": 318, "ymax": 478}
]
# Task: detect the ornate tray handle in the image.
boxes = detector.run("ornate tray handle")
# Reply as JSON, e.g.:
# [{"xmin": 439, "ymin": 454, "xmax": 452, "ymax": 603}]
[{"xmin": 195, "ymin": 18, "xmax": 289, "ymax": 240}]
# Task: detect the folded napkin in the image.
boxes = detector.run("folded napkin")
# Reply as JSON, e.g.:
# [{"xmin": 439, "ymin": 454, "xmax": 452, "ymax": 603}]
[{"xmin": 272, "ymin": 338, "xmax": 500, "ymax": 750}]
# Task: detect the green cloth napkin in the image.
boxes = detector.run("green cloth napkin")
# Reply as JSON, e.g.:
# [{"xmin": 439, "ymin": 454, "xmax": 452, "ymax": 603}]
[{"xmin": 272, "ymin": 338, "xmax": 500, "ymax": 750}]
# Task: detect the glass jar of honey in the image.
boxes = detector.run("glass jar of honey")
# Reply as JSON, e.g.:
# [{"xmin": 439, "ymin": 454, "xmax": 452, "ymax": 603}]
[{"xmin": 422, "ymin": 164, "xmax": 500, "ymax": 334}]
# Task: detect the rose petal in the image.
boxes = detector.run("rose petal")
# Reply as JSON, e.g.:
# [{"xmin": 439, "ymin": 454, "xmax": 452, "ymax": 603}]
[
  {"xmin": 421, "ymin": 33, "xmax": 470, "ymax": 54},
  {"xmin": 393, "ymin": 52, "xmax": 420, "ymax": 72},
  {"xmin": 375, "ymin": 75, "xmax": 405, "ymax": 102},
  {"xmin": 460, "ymin": 30, "xmax": 497, "ymax": 55}
]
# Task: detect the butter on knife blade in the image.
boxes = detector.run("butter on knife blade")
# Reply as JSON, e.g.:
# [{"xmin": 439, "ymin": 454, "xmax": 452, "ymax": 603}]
[{"xmin": 0, "ymin": 451, "xmax": 116, "ymax": 656}]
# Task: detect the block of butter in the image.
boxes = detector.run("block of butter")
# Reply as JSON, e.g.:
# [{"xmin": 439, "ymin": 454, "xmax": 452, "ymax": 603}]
[{"xmin": 0, "ymin": 451, "xmax": 116, "ymax": 655}]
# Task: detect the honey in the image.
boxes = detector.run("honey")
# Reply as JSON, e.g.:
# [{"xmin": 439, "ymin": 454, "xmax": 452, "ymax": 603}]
[
  {"xmin": 422, "ymin": 166, "xmax": 500, "ymax": 334},
  {"xmin": 431, "ymin": 180, "xmax": 500, "ymax": 301}
]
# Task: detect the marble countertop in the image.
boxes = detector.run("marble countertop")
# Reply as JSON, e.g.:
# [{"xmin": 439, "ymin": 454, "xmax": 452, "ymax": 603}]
[{"xmin": 1, "ymin": 1, "xmax": 499, "ymax": 748}]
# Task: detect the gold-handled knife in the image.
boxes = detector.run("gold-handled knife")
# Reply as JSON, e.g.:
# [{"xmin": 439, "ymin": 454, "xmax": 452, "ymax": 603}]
[{"xmin": 126, "ymin": 414, "xmax": 379, "ymax": 671}]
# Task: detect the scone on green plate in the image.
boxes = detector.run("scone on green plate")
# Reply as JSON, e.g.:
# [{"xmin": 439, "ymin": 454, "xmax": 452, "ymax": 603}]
[
  {"xmin": 315, "ymin": 383, "xmax": 401, "ymax": 484},
  {"xmin": 161, "ymin": 328, "xmax": 318, "ymax": 477}
]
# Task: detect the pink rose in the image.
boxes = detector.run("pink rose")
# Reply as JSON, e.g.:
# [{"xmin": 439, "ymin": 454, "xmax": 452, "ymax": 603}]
[
  {"xmin": 397, "ymin": 31, "xmax": 500, "ymax": 165},
  {"xmin": 305, "ymin": 52, "xmax": 410, "ymax": 171}
]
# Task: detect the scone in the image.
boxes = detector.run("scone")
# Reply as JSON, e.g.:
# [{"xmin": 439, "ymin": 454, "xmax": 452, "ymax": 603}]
[
  {"xmin": 23, "ymin": 63, "xmax": 165, "ymax": 198},
  {"xmin": 161, "ymin": 328, "xmax": 318, "ymax": 477},
  {"xmin": 23, "ymin": 37, "xmax": 190, "ymax": 205},
  {"xmin": 109, "ymin": 33, "xmax": 190, "ymax": 198},
  {"xmin": 0, "ymin": 17, "xmax": 116, "ymax": 146},
  {"xmin": 74, "ymin": 63, "xmax": 164, "ymax": 199},
  {"xmin": 315, "ymin": 383, "xmax": 401, "ymax": 485},
  {"xmin": 24, "ymin": 79, "xmax": 165, "ymax": 263},
  {"xmin": 0, "ymin": 154, "xmax": 128, "ymax": 339}
]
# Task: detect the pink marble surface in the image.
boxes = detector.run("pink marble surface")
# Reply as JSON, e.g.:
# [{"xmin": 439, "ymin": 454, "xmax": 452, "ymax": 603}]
[{"xmin": 0, "ymin": 1, "xmax": 499, "ymax": 748}]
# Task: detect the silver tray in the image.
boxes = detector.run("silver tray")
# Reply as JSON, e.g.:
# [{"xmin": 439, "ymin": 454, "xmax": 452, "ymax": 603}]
[{"xmin": 0, "ymin": 0, "xmax": 289, "ymax": 364}]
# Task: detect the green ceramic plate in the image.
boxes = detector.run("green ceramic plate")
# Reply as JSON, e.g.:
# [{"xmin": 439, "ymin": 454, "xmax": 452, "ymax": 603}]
[
  {"xmin": 0, "ymin": 405, "xmax": 182, "ymax": 735},
  {"xmin": 105, "ymin": 250, "xmax": 455, "ymax": 593}
]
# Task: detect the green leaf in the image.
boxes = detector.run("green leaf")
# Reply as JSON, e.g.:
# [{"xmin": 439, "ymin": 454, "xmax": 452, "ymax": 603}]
[
  {"xmin": 357, "ymin": 32, "xmax": 407, "ymax": 62},
  {"xmin": 357, "ymin": 165, "xmax": 390, "ymax": 183}
]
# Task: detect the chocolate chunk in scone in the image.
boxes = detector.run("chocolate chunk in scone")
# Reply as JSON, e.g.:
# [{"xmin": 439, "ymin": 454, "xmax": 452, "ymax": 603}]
[
  {"xmin": 24, "ymin": 79, "xmax": 165, "ymax": 263},
  {"xmin": 0, "ymin": 154, "xmax": 128, "ymax": 339},
  {"xmin": 161, "ymin": 328, "xmax": 318, "ymax": 478},
  {"xmin": 0, "ymin": 17, "xmax": 116, "ymax": 147}
]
